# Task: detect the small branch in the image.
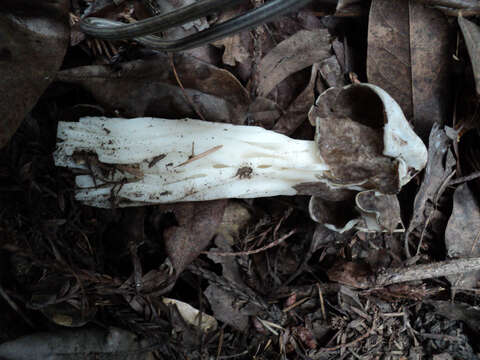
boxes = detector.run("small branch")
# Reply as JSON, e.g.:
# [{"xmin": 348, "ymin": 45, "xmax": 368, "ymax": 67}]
[
  {"xmin": 449, "ymin": 170, "xmax": 480, "ymax": 186},
  {"xmin": 376, "ymin": 257, "xmax": 480, "ymax": 286},
  {"xmin": 175, "ymin": 145, "xmax": 223, "ymax": 168},
  {"xmin": 319, "ymin": 314, "xmax": 377, "ymax": 352},
  {"xmin": 203, "ymin": 230, "xmax": 297, "ymax": 256}
]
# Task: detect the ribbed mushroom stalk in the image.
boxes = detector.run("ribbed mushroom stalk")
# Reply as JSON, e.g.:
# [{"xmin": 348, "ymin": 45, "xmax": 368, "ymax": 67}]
[{"xmin": 54, "ymin": 83, "xmax": 427, "ymax": 208}]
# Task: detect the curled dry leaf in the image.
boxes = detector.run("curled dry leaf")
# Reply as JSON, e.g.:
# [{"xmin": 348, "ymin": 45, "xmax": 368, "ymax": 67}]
[{"xmin": 0, "ymin": 0, "xmax": 70, "ymax": 148}]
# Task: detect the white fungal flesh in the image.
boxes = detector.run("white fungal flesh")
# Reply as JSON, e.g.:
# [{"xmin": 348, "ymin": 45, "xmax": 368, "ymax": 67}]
[
  {"xmin": 55, "ymin": 117, "xmax": 330, "ymax": 207},
  {"xmin": 361, "ymin": 84, "xmax": 428, "ymax": 185},
  {"xmin": 54, "ymin": 84, "xmax": 428, "ymax": 210}
]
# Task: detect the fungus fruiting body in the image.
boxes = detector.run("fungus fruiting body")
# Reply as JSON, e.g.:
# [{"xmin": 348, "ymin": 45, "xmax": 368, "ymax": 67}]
[{"xmin": 55, "ymin": 83, "xmax": 428, "ymax": 214}]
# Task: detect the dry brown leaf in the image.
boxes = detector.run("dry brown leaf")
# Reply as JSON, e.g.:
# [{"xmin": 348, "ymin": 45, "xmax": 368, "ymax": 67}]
[
  {"xmin": 0, "ymin": 0, "xmax": 70, "ymax": 148},
  {"xmin": 255, "ymin": 29, "xmax": 331, "ymax": 97},
  {"xmin": 211, "ymin": 5, "xmax": 252, "ymax": 66},
  {"xmin": 56, "ymin": 53, "xmax": 250, "ymax": 124},
  {"xmin": 327, "ymin": 260, "xmax": 374, "ymax": 289},
  {"xmin": 163, "ymin": 200, "xmax": 227, "ymax": 277},
  {"xmin": 445, "ymin": 184, "xmax": 480, "ymax": 290},
  {"xmin": 404, "ymin": 124, "xmax": 456, "ymax": 257},
  {"xmin": 367, "ymin": 0, "xmax": 450, "ymax": 139},
  {"xmin": 458, "ymin": 16, "xmax": 480, "ymax": 97},
  {"xmin": 272, "ymin": 63, "xmax": 321, "ymax": 135}
]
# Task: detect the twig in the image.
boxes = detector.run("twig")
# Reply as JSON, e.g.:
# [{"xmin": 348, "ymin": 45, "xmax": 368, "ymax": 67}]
[
  {"xmin": 202, "ymin": 229, "xmax": 296, "ymax": 256},
  {"xmin": 376, "ymin": 257, "xmax": 480, "ymax": 286},
  {"xmin": 175, "ymin": 145, "xmax": 223, "ymax": 168},
  {"xmin": 317, "ymin": 283, "xmax": 327, "ymax": 320},
  {"xmin": 449, "ymin": 170, "xmax": 480, "ymax": 186},
  {"xmin": 319, "ymin": 314, "xmax": 377, "ymax": 352},
  {"xmin": 216, "ymin": 327, "xmax": 224, "ymax": 360}
]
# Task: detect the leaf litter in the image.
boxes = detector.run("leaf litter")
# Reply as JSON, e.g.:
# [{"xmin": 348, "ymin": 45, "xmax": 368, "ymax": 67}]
[{"xmin": 2, "ymin": 0, "xmax": 480, "ymax": 359}]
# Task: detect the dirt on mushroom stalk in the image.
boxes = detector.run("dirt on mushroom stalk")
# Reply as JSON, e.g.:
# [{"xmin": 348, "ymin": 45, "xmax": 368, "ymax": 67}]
[{"xmin": 2, "ymin": 0, "xmax": 480, "ymax": 359}]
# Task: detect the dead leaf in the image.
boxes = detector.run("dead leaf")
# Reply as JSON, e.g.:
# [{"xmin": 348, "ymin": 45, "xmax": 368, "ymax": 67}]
[
  {"xmin": 367, "ymin": 0, "xmax": 450, "ymax": 139},
  {"xmin": 319, "ymin": 56, "xmax": 345, "ymax": 89},
  {"xmin": 163, "ymin": 200, "xmax": 227, "ymax": 278},
  {"xmin": 256, "ymin": 29, "xmax": 331, "ymax": 97},
  {"xmin": 445, "ymin": 184, "xmax": 480, "ymax": 289},
  {"xmin": 458, "ymin": 16, "xmax": 480, "ymax": 97},
  {"xmin": 204, "ymin": 284, "xmax": 256, "ymax": 331},
  {"xmin": 404, "ymin": 124, "xmax": 456, "ymax": 257},
  {"xmin": 56, "ymin": 53, "xmax": 249, "ymax": 124},
  {"xmin": 163, "ymin": 297, "xmax": 217, "ymax": 333},
  {"xmin": 272, "ymin": 63, "xmax": 321, "ymax": 135},
  {"xmin": 0, "ymin": 0, "xmax": 70, "ymax": 148},
  {"xmin": 211, "ymin": 5, "xmax": 252, "ymax": 66},
  {"xmin": 327, "ymin": 260, "xmax": 374, "ymax": 289}
]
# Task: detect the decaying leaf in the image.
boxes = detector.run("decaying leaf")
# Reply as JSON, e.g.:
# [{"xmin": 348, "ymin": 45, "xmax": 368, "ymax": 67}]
[
  {"xmin": 445, "ymin": 184, "xmax": 480, "ymax": 290},
  {"xmin": 56, "ymin": 53, "xmax": 250, "ymax": 124},
  {"xmin": 319, "ymin": 55, "xmax": 345, "ymax": 89},
  {"xmin": 162, "ymin": 200, "xmax": 227, "ymax": 279},
  {"xmin": 211, "ymin": 4, "xmax": 252, "ymax": 66},
  {"xmin": 204, "ymin": 284, "xmax": 254, "ymax": 332},
  {"xmin": 272, "ymin": 63, "xmax": 321, "ymax": 135},
  {"xmin": 327, "ymin": 260, "xmax": 374, "ymax": 289},
  {"xmin": 458, "ymin": 16, "xmax": 480, "ymax": 97},
  {"xmin": 367, "ymin": 0, "xmax": 450, "ymax": 139},
  {"xmin": 404, "ymin": 124, "xmax": 456, "ymax": 257},
  {"xmin": 0, "ymin": 0, "xmax": 70, "ymax": 147},
  {"xmin": 255, "ymin": 29, "xmax": 331, "ymax": 97},
  {"xmin": 163, "ymin": 297, "xmax": 217, "ymax": 333}
]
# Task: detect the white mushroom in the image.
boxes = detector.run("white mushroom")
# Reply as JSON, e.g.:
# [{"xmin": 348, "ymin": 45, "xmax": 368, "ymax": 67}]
[{"xmin": 54, "ymin": 83, "xmax": 427, "ymax": 208}]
